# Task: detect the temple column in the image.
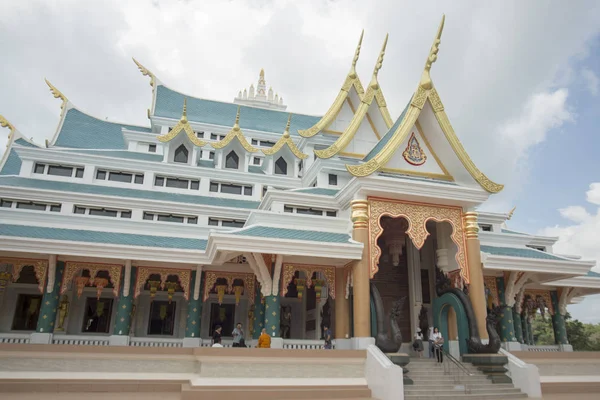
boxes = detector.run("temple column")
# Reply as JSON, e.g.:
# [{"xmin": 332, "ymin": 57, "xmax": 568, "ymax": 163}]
[
  {"xmin": 183, "ymin": 266, "xmax": 203, "ymax": 347},
  {"xmin": 32, "ymin": 257, "xmax": 64, "ymax": 344},
  {"xmin": 252, "ymin": 283, "xmax": 264, "ymax": 340},
  {"xmin": 521, "ymin": 313, "xmax": 530, "ymax": 345},
  {"xmin": 550, "ymin": 291, "xmax": 572, "ymax": 351},
  {"xmin": 407, "ymin": 241, "xmax": 423, "ymax": 337},
  {"xmin": 513, "ymin": 308, "xmax": 524, "ymax": 344},
  {"xmin": 264, "ymin": 254, "xmax": 283, "ymax": 348},
  {"xmin": 110, "ymin": 261, "xmax": 136, "ymax": 346},
  {"xmin": 463, "ymin": 212, "xmax": 488, "ymax": 340},
  {"xmin": 350, "ymin": 199, "xmax": 373, "ymax": 349},
  {"xmin": 334, "ymin": 267, "xmax": 350, "ymax": 340},
  {"xmin": 496, "ymin": 276, "xmax": 519, "ymax": 350}
]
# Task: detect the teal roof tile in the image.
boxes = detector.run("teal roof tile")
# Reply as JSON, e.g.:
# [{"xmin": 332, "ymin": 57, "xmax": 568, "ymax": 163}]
[
  {"xmin": 292, "ymin": 188, "xmax": 339, "ymax": 196},
  {"xmin": 363, "ymin": 100, "xmax": 411, "ymax": 162},
  {"xmin": 587, "ymin": 270, "xmax": 600, "ymax": 278},
  {"xmin": 0, "ymin": 224, "xmax": 206, "ymax": 250},
  {"xmin": 481, "ymin": 245, "xmax": 565, "ymax": 261},
  {"xmin": 54, "ymin": 108, "xmax": 151, "ymax": 149},
  {"xmin": 0, "ymin": 176, "xmax": 260, "ymax": 209},
  {"xmin": 0, "ymin": 149, "xmax": 22, "ymax": 175},
  {"xmin": 154, "ymin": 85, "xmax": 320, "ymax": 136},
  {"xmin": 248, "ymin": 165, "xmax": 265, "ymax": 174},
  {"xmin": 14, "ymin": 138, "xmax": 39, "ymax": 148},
  {"xmin": 232, "ymin": 226, "xmax": 351, "ymax": 243}
]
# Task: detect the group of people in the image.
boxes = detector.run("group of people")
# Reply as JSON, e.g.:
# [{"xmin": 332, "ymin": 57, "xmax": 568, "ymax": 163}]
[
  {"xmin": 210, "ymin": 323, "xmax": 333, "ymax": 349},
  {"xmin": 412, "ymin": 327, "xmax": 444, "ymax": 363}
]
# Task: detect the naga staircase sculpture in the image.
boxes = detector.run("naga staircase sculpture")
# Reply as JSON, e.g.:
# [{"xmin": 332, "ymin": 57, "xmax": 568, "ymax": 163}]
[
  {"xmin": 435, "ymin": 267, "xmax": 501, "ymax": 354},
  {"xmin": 370, "ymin": 282, "xmax": 406, "ymax": 353}
]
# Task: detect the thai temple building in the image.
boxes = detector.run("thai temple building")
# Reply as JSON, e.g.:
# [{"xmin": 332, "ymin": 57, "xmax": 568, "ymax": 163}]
[{"xmin": 0, "ymin": 16, "xmax": 599, "ymax": 400}]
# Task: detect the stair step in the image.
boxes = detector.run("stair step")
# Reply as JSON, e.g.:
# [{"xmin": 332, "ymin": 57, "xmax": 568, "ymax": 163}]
[
  {"xmin": 182, "ymin": 385, "xmax": 372, "ymax": 400},
  {"xmin": 405, "ymin": 388, "xmax": 522, "ymax": 395},
  {"xmin": 406, "ymin": 384, "xmax": 515, "ymax": 390},
  {"xmin": 404, "ymin": 394, "xmax": 527, "ymax": 400}
]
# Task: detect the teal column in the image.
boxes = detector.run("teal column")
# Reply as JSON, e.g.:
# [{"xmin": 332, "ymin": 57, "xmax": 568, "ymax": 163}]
[
  {"xmin": 513, "ymin": 308, "xmax": 524, "ymax": 344},
  {"xmin": 252, "ymin": 283, "xmax": 264, "ymax": 339},
  {"xmin": 113, "ymin": 266, "xmax": 136, "ymax": 336},
  {"xmin": 521, "ymin": 314, "xmax": 529, "ymax": 345},
  {"xmin": 264, "ymin": 295, "xmax": 280, "ymax": 337},
  {"xmin": 550, "ymin": 291, "xmax": 568, "ymax": 345},
  {"xmin": 185, "ymin": 270, "xmax": 203, "ymax": 338},
  {"xmin": 36, "ymin": 261, "xmax": 65, "ymax": 333},
  {"xmin": 527, "ymin": 319, "xmax": 534, "ymax": 345},
  {"xmin": 496, "ymin": 277, "xmax": 516, "ymax": 342}
]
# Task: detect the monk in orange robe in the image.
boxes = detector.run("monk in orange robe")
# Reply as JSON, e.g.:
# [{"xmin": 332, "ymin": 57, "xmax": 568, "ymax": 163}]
[{"xmin": 257, "ymin": 328, "xmax": 271, "ymax": 348}]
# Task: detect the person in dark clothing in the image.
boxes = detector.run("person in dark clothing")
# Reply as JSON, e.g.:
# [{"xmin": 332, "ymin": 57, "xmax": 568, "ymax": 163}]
[
  {"xmin": 323, "ymin": 324, "xmax": 332, "ymax": 349},
  {"xmin": 212, "ymin": 325, "xmax": 222, "ymax": 345}
]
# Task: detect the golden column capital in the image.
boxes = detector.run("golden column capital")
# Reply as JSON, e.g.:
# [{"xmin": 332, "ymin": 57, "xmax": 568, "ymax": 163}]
[
  {"xmin": 463, "ymin": 211, "xmax": 479, "ymax": 239},
  {"xmin": 350, "ymin": 199, "xmax": 370, "ymax": 229}
]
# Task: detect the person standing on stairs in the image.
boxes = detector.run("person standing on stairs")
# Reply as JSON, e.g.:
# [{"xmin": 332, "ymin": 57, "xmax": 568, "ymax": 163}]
[
  {"xmin": 428, "ymin": 326, "xmax": 435, "ymax": 358},
  {"xmin": 323, "ymin": 324, "xmax": 332, "ymax": 349},
  {"xmin": 412, "ymin": 328, "xmax": 424, "ymax": 357},
  {"xmin": 431, "ymin": 327, "xmax": 444, "ymax": 363}
]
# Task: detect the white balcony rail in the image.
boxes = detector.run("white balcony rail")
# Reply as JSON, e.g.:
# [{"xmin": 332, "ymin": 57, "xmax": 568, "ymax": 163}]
[
  {"xmin": 283, "ymin": 339, "xmax": 332, "ymax": 349},
  {"xmin": 526, "ymin": 345, "xmax": 560, "ymax": 352},
  {"xmin": 0, "ymin": 333, "xmax": 31, "ymax": 344},
  {"xmin": 129, "ymin": 337, "xmax": 183, "ymax": 348},
  {"xmin": 52, "ymin": 335, "xmax": 109, "ymax": 346}
]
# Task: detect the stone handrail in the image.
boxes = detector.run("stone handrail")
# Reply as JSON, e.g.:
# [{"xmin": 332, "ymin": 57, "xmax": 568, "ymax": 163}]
[
  {"xmin": 0, "ymin": 333, "xmax": 30, "ymax": 344},
  {"xmin": 499, "ymin": 348, "xmax": 542, "ymax": 398},
  {"xmin": 52, "ymin": 334, "xmax": 109, "ymax": 346},
  {"xmin": 527, "ymin": 345, "xmax": 560, "ymax": 352},
  {"xmin": 365, "ymin": 344, "xmax": 404, "ymax": 400},
  {"xmin": 129, "ymin": 337, "xmax": 183, "ymax": 347}
]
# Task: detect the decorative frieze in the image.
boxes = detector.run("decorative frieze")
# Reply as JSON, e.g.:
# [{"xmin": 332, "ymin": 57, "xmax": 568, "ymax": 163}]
[
  {"xmin": 483, "ymin": 276, "xmax": 500, "ymax": 307},
  {"xmin": 0, "ymin": 257, "xmax": 49, "ymax": 293},
  {"xmin": 202, "ymin": 271, "xmax": 256, "ymax": 305},
  {"xmin": 61, "ymin": 262, "xmax": 122, "ymax": 297},
  {"xmin": 281, "ymin": 263, "xmax": 336, "ymax": 299},
  {"xmin": 134, "ymin": 266, "xmax": 191, "ymax": 301}
]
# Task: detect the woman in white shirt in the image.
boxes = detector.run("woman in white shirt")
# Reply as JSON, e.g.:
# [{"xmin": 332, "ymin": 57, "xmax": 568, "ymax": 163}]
[{"xmin": 431, "ymin": 327, "xmax": 444, "ymax": 363}]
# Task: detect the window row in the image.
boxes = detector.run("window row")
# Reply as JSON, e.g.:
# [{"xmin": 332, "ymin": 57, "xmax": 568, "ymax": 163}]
[
  {"xmin": 154, "ymin": 175, "xmax": 200, "ymax": 190},
  {"xmin": 34, "ymin": 163, "xmax": 84, "ymax": 178},
  {"xmin": 1, "ymin": 198, "xmax": 61, "ymax": 212},
  {"xmin": 210, "ymin": 181, "xmax": 253, "ymax": 196},
  {"xmin": 74, "ymin": 205, "xmax": 132, "ymax": 219},
  {"xmin": 208, "ymin": 218, "xmax": 246, "ymax": 228},
  {"xmin": 284, "ymin": 205, "xmax": 337, "ymax": 217},
  {"xmin": 96, "ymin": 169, "xmax": 144, "ymax": 184},
  {"xmin": 251, "ymin": 139, "xmax": 276, "ymax": 147},
  {"xmin": 143, "ymin": 212, "xmax": 198, "ymax": 224}
]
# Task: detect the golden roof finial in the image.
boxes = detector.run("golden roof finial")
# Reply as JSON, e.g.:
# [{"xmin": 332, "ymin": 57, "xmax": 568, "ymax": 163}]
[
  {"xmin": 233, "ymin": 106, "xmax": 241, "ymax": 131},
  {"xmin": 420, "ymin": 14, "xmax": 445, "ymax": 90},
  {"xmin": 44, "ymin": 79, "xmax": 68, "ymax": 111},
  {"xmin": 181, "ymin": 98, "xmax": 188, "ymax": 123},
  {"xmin": 260, "ymin": 68, "xmax": 265, "ymax": 78},
  {"xmin": 507, "ymin": 206, "xmax": 516, "ymax": 220},
  {"xmin": 349, "ymin": 30, "xmax": 365, "ymax": 78},
  {"xmin": 132, "ymin": 58, "xmax": 156, "ymax": 87},
  {"xmin": 0, "ymin": 115, "xmax": 16, "ymax": 146},
  {"xmin": 283, "ymin": 114, "xmax": 292, "ymax": 138},
  {"xmin": 369, "ymin": 34, "xmax": 388, "ymax": 89}
]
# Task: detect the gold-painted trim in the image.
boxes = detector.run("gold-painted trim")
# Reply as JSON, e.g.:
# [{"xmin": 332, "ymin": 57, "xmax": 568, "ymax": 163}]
[
  {"xmin": 203, "ymin": 271, "xmax": 256, "ymax": 305},
  {"xmin": 281, "ymin": 264, "xmax": 336, "ymax": 299},
  {"xmin": 0, "ymin": 115, "xmax": 16, "ymax": 147},
  {"xmin": 261, "ymin": 115, "xmax": 308, "ymax": 159},
  {"xmin": 132, "ymin": 58, "xmax": 156, "ymax": 88},
  {"xmin": 61, "ymin": 262, "xmax": 122, "ymax": 298},
  {"xmin": 484, "ymin": 276, "xmax": 500, "ymax": 307},
  {"xmin": 44, "ymin": 79, "xmax": 68, "ymax": 112},
  {"xmin": 368, "ymin": 197, "xmax": 468, "ymax": 283},
  {"xmin": 298, "ymin": 31, "xmax": 366, "ymax": 138},
  {"xmin": 348, "ymin": 97, "xmax": 381, "ymax": 141},
  {"xmin": 156, "ymin": 99, "xmax": 207, "ymax": 146},
  {"xmin": 339, "ymin": 151, "xmax": 366, "ymax": 159},
  {"xmin": 323, "ymin": 129, "xmax": 343, "ymax": 135},
  {"xmin": 0, "ymin": 257, "xmax": 48, "ymax": 293},
  {"xmin": 135, "ymin": 266, "xmax": 192, "ymax": 301},
  {"xmin": 379, "ymin": 167, "xmax": 454, "ymax": 181},
  {"xmin": 415, "ymin": 120, "xmax": 453, "ymax": 179},
  {"xmin": 210, "ymin": 106, "xmax": 260, "ymax": 153},
  {"xmin": 419, "ymin": 15, "xmax": 445, "ymax": 91}
]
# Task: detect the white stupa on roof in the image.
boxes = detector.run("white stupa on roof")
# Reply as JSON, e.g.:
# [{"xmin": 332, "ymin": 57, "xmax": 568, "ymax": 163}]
[{"xmin": 234, "ymin": 69, "xmax": 287, "ymax": 111}]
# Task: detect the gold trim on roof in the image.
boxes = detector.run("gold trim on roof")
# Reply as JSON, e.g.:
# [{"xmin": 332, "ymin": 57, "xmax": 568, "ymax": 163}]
[
  {"xmin": 0, "ymin": 115, "xmax": 16, "ymax": 146},
  {"xmin": 298, "ymin": 31, "xmax": 366, "ymax": 138},
  {"xmin": 346, "ymin": 17, "xmax": 503, "ymax": 194},
  {"xmin": 262, "ymin": 115, "xmax": 308, "ymax": 159},
  {"xmin": 314, "ymin": 35, "xmax": 389, "ymax": 159},
  {"xmin": 156, "ymin": 99, "xmax": 207, "ymax": 146},
  {"xmin": 210, "ymin": 106, "xmax": 260, "ymax": 152},
  {"xmin": 44, "ymin": 79, "xmax": 68, "ymax": 112},
  {"xmin": 132, "ymin": 58, "xmax": 156, "ymax": 88}
]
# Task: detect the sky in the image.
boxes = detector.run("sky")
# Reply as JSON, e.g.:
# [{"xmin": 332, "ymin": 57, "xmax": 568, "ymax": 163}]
[{"xmin": 1, "ymin": 0, "xmax": 599, "ymax": 322}]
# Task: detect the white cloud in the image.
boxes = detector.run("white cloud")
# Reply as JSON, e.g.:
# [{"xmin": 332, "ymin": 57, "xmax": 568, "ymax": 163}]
[
  {"xmin": 582, "ymin": 67, "xmax": 599, "ymax": 96},
  {"xmin": 539, "ymin": 183, "xmax": 600, "ymax": 322}
]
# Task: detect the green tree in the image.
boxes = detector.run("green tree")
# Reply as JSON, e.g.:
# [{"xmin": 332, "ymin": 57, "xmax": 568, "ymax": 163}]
[{"xmin": 531, "ymin": 313, "xmax": 554, "ymax": 345}]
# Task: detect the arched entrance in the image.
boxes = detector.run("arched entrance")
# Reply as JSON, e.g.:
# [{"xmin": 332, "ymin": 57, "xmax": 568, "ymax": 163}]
[{"xmin": 433, "ymin": 292, "xmax": 469, "ymax": 355}]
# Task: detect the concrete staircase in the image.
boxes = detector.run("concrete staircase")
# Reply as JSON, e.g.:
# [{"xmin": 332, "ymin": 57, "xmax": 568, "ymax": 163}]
[{"xmin": 405, "ymin": 357, "xmax": 527, "ymax": 400}]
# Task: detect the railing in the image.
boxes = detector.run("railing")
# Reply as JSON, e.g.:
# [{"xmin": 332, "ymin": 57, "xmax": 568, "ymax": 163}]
[
  {"xmin": 129, "ymin": 337, "xmax": 183, "ymax": 348},
  {"xmin": 441, "ymin": 348, "xmax": 474, "ymax": 394},
  {"xmin": 283, "ymin": 339, "xmax": 332, "ymax": 349},
  {"xmin": 0, "ymin": 333, "xmax": 30, "ymax": 344},
  {"xmin": 52, "ymin": 335, "xmax": 109, "ymax": 346},
  {"xmin": 526, "ymin": 345, "xmax": 560, "ymax": 352}
]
